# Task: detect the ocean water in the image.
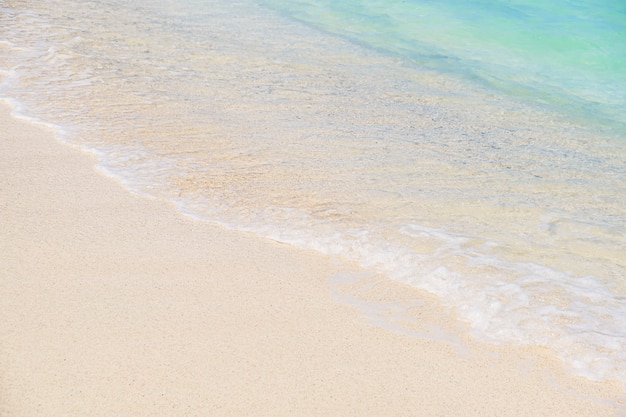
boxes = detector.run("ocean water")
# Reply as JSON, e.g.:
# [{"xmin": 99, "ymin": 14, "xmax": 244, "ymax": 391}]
[{"xmin": 1, "ymin": 0, "xmax": 625, "ymax": 389}]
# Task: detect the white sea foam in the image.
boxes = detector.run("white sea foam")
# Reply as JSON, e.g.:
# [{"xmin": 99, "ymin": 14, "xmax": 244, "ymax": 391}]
[{"xmin": 170, "ymin": 189, "xmax": 626, "ymax": 388}]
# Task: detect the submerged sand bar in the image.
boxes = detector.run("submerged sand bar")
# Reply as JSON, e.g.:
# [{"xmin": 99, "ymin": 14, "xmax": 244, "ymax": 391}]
[{"xmin": 1, "ymin": 102, "xmax": 623, "ymax": 415}]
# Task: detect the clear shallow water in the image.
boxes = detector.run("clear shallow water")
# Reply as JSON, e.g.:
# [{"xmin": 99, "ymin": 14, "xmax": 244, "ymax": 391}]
[
  {"xmin": 1, "ymin": 0, "xmax": 625, "ymax": 388},
  {"xmin": 261, "ymin": 0, "xmax": 626, "ymax": 134}
]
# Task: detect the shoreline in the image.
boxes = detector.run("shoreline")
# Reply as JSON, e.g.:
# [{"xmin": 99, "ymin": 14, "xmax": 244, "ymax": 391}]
[{"xmin": 1, "ymin": 101, "xmax": 623, "ymax": 415}]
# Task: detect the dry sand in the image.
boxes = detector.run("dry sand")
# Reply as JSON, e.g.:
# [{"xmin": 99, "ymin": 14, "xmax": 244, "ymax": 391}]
[{"xmin": 1, "ymin": 101, "xmax": 624, "ymax": 416}]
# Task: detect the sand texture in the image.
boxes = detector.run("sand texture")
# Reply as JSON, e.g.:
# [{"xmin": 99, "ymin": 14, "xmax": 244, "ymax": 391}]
[{"xmin": 1, "ymin": 102, "xmax": 624, "ymax": 416}]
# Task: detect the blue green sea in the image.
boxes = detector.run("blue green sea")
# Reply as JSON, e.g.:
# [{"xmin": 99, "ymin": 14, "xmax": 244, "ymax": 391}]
[
  {"xmin": 262, "ymin": 0, "xmax": 626, "ymax": 135},
  {"xmin": 1, "ymin": 0, "xmax": 625, "ymax": 389}
]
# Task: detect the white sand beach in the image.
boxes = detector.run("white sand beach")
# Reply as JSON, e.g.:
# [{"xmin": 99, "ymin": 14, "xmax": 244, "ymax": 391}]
[{"xmin": 1, "ymin": 102, "xmax": 624, "ymax": 416}]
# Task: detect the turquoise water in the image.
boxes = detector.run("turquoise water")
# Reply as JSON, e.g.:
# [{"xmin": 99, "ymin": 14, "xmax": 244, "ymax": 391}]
[
  {"xmin": 262, "ymin": 0, "xmax": 626, "ymax": 134},
  {"xmin": 1, "ymin": 0, "xmax": 625, "ymax": 391}
]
